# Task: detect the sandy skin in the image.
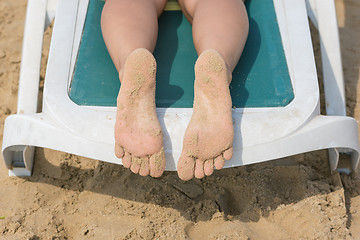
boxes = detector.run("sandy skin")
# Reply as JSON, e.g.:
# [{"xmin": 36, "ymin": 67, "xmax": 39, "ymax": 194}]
[
  {"xmin": 177, "ymin": 50, "xmax": 234, "ymax": 180},
  {"xmin": 115, "ymin": 49, "xmax": 233, "ymax": 180},
  {"xmin": 101, "ymin": 0, "xmax": 247, "ymax": 179},
  {"xmin": 114, "ymin": 48, "xmax": 165, "ymax": 177}
]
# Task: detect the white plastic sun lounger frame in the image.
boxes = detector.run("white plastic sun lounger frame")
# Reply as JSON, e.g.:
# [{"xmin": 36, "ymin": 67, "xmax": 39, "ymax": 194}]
[{"xmin": 2, "ymin": 0, "xmax": 359, "ymax": 176}]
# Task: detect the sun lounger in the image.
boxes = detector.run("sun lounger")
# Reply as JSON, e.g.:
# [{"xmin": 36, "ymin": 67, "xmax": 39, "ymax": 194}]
[{"xmin": 2, "ymin": 0, "xmax": 359, "ymax": 176}]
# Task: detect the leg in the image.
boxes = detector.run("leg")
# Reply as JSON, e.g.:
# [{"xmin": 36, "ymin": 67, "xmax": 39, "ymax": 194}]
[
  {"xmin": 101, "ymin": 0, "xmax": 168, "ymax": 177},
  {"xmin": 177, "ymin": 0, "xmax": 249, "ymax": 180},
  {"xmin": 101, "ymin": 0, "xmax": 167, "ymax": 73}
]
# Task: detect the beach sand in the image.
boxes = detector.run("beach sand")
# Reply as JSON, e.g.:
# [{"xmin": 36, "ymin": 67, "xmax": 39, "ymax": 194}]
[{"xmin": 0, "ymin": 0, "xmax": 360, "ymax": 239}]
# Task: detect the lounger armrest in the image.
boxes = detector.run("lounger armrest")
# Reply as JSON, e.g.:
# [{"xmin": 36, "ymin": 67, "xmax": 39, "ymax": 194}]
[
  {"xmin": 306, "ymin": 0, "xmax": 346, "ymax": 116},
  {"xmin": 18, "ymin": 0, "xmax": 48, "ymax": 115}
]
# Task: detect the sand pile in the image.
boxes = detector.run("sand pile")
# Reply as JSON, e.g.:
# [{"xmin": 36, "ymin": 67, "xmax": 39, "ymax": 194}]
[{"xmin": 1, "ymin": 0, "xmax": 360, "ymax": 239}]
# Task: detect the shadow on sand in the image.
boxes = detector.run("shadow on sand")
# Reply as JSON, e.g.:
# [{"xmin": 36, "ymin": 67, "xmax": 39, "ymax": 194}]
[{"xmin": 25, "ymin": 147, "xmax": 343, "ymax": 223}]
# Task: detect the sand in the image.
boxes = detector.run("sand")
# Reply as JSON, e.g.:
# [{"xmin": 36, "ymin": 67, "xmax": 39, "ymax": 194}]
[{"xmin": 1, "ymin": 0, "xmax": 360, "ymax": 239}]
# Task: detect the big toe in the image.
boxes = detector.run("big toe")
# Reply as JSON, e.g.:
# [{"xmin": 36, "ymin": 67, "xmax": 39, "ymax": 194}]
[
  {"xmin": 177, "ymin": 154, "xmax": 196, "ymax": 181},
  {"xmin": 149, "ymin": 148, "xmax": 166, "ymax": 178}
]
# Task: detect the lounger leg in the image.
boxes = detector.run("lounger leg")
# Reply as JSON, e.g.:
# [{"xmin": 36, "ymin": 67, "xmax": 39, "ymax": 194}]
[
  {"xmin": 4, "ymin": 146, "xmax": 35, "ymax": 177},
  {"xmin": 328, "ymin": 148, "xmax": 339, "ymax": 172},
  {"xmin": 305, "ymin": 0, "xmax": 355, "ymax": 172},
  {"xmin": 6, "ymin": 0, "xmax": 49, "ymax": 176}
]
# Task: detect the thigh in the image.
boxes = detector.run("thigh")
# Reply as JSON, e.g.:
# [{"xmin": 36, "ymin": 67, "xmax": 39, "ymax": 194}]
[
  {"xmin": 155, "ymin": 0, "xmax": 169, "ymax": 16},
  {"xmin": 178, "ymin": 0, "xmax": 199, "ymax": 23},
  {"xmin": 105, "ymin": 0, "xmax": 168, "ymax": 16},
  {"xmin": 178, "ymin": 0, "xmax": 246, "ymax": 22}
]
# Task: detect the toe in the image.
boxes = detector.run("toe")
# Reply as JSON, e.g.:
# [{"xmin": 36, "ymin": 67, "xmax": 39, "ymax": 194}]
[
  {"xmin": 194, "ymin": 159, "xmax": 205, "ymax": 179},
  {"xmin": 149, "ymin": 148, "xmax": 165, "ymax": 178},
  {"xmin": 130, "ymin": 156, "xmax": 141, "ymax": 174},
  {"xmin": 214, "ymin": 155, "xmax": 225, "ymax": 170},
  {"xmin": 223, "ymin": 147, "xmax": 233, "ymax": 160},
  {"xmin": 115, "ymin": 144, "xmax": 125, "ymax": 158},
  {"xmin": 204, "ymin": 159, "xmax": 214, "ymax": 176},
  {"xmin": 139, "ymin": 157, "xmax": 150, "ymax": 176},
  {"xmin": 177, "ymin": 154, "xmax": 195, "ymax": 181},
  {"xmin": 122, "ymin": 151, "xmax": 131, "ymax": 168}
]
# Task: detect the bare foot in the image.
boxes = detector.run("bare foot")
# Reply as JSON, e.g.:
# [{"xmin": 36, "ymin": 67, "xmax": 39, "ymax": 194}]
[
  {"xmin": 115, "ymin": 48, "xmax": 165, "ymax": 177},
  {"xmin": 177, "ymin": 50, "xmax": 234, "ymax": 181}
]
